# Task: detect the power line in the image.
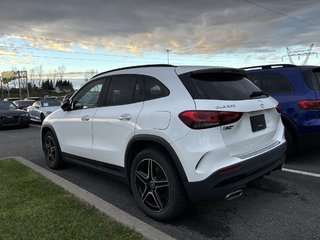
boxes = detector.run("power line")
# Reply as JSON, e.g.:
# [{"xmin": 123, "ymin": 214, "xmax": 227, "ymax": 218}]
[
  {"xmin": 0, "ymin": 52, "xmax": 242, "ymax": 66},
  {"xmin": 243, "ymin": 0, "xmax": 316, "ymax": 27}
]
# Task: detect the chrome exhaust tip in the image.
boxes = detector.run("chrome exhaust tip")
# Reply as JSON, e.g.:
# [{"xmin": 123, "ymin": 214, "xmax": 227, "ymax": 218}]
[{"xmin": 225, "ymin": 189, "xmax": 244, "ymax": 200}]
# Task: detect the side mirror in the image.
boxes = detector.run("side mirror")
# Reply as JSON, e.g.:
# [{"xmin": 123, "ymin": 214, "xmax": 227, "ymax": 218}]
[{"xmin": 61, "ymin": 99, "xmax": 71, "ymax": 111}]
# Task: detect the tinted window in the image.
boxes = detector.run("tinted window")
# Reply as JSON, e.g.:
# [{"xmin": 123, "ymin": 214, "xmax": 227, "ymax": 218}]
[
  {"xmin": 179, "ymin": 72, "xmax": 261, "ymax": 100},
  {"xmin": 143, "ymin": 76, "xmax": 169, "ymax": 101},
  {"xmin": 303, "ymin": 69, "xmax": 320, "ymax": 90},
  {"xmin": 247, "ymin": 72, "xmax": 262, "ymax": 88},
  {"xmin": 73, "ymin": 79, "xmax": 104, "ymax": 109},
  {"xmin": 106, "ymin": 75, "xmax": 137, "ymax": 106},
  {"xmin": 261, "ymin": 72, "xmax": 293, "ymax": 93}
]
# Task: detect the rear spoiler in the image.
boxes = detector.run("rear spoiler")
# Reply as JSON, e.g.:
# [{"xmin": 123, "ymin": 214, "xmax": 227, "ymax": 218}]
[{"xmin": 191, "ymin": 68, "xmax": 247, "ymax": 76}]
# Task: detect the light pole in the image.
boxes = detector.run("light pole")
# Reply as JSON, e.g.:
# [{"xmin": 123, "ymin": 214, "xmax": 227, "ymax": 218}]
[{"xmin": 166, "ymin": 49, "xmax": 171, "ymax": 64}]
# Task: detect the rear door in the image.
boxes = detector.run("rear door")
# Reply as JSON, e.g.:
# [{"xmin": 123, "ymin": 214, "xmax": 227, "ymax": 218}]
[{"xmin": 91, "ymin": 75, "xmax": 144, "ymax": 167}]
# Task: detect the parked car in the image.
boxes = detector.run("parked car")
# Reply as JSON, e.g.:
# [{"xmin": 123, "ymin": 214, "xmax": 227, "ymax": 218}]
[
  {"xmin": 25, "ymin": 97, "xmax": 41, "ymax": 101},
  {"xmin": 13, "ymin": 100, "xmax": 35, "ymax": 111},
  {"xmin": 0, "ymin": 101, "xmax": 30, "ymax": 128},
  {"xmin": 3, "ymin": 97, "xmax": 20, "ymax": 102},
  {"xmin": 27, "ymin": 99, "xmax": 61, "ymax": 123},
  {"xmin": 41, "ymin": 64, "xmax": 286, "ymax": 220},
  {"xmin": 244, "ymin": 64, "xmax": 320, "ymax": 154}
]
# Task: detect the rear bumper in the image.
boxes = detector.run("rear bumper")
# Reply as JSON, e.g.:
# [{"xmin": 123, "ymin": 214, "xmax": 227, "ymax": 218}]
[{"xmin": 184, "ymin": 142, "xmax": 287, "ymax": 201}]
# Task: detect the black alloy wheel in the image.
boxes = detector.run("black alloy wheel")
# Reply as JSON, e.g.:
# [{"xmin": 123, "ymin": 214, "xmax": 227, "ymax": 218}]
[
  {"xmin": 135, "ymin": 158, "xmax": 170, "ymax": 212},
  {"xmin": 43, "ymin": 131, "xmax": 64, "ymax": 169},
  {"xmin": 130, "ymin": 148, "xmax": 189, "ymax": 221}
]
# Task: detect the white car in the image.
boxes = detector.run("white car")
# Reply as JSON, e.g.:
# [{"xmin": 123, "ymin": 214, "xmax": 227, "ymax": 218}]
[
  {"xmin": 41, "ymin": 65, "xmax": 286, "ymax": 220},
  {"xmin": 27, "ymin": 99, "xmax": 61, "ymax": 123}
]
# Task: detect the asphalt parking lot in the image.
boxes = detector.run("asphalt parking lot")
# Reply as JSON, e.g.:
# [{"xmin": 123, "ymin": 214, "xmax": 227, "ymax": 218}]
[{"xmin": 1, "ymin": 125, "xmax": 319, "ymax": 240}]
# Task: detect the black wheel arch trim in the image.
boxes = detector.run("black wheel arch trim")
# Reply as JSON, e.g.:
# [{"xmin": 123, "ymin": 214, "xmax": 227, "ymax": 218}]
[
  {"xmin": 281, "ymin": 114, "xmax": 299, "ymax": 136},
  {"xmin": 125, "ymin": 134, "xmax": 188, "ymax": 182},
  {"xmin": 41, "ymin": 124, "xmax": 60, "ymax": 150}
]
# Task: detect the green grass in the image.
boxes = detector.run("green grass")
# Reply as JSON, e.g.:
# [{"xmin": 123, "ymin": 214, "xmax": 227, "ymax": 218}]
[{"xmin": 0, "ymin": 159, "xmax": 142, "ymax": 240}]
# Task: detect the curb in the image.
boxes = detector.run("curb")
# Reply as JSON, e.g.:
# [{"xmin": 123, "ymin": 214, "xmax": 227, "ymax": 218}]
[{"xmin": 3, "ymin": 156, "xmax": 175, "ymax": 240}]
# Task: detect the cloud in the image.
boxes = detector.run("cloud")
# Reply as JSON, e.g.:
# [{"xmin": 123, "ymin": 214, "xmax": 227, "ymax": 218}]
[{"xmin": 0, "ymin": 0, "xmax": 319, "ymax": 56}]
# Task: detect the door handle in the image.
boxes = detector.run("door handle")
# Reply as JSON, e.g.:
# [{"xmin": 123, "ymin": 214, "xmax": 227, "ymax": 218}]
[
  {"xmin": 81, "ymin": 115, "xmax": 90, "ymax": 121},
  {"xmin": 119, "ymin": 114, "xmax": 132, "ymax": 121}
]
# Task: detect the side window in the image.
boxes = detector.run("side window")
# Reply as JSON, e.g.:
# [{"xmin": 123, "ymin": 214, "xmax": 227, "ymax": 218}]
[
  {"xmin": 143, "ymin": 76, "xmax": 169, "ymax": 101},
  {"xmin": 106, "ymin": 75, "xmax": 137, "ymax": 106},
  {"xmin": 72, "ymin": 79, "xmax": 105, "ymax": 110},
  {"xmin": 261, "ymin": 72, "xmax": 293, "ymax": 93},
  {"xmin": 303, "ymin": 69, "xmax": 320, "ymax": 90}
]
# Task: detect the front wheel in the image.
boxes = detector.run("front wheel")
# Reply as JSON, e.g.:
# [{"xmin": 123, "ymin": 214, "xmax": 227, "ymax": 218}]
[
  {"xmin": 130, "ymin": 148, "xmax": 189, "ymax": 221},
  {"xmin": 43, "ymin": 131, "xmax": 64, "ymax": 169}
]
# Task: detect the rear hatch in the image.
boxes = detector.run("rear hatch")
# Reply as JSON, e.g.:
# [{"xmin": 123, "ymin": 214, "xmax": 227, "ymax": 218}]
[{"xmin": 178, "ymin": 68, "xmax": 280, "ymax": 156}]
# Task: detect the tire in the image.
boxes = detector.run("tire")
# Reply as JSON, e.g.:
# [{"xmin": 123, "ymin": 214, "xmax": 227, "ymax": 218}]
[
  {"xmin": 24, "ymin": 121, "xmax": 30, "ymax": 128},
  {"xmin": 285, "ymin": 128, "xmax": 295, "ymax": 156},
  {"xmin": 130, "ymin": 148, "xmax": 189, "ymax": 221},
  {"xmin": 40, "ymin": 114, "xmax": 45, "ymax": 123},
  {"xmin": 43, "ymin": 131, "xmax": 64, "ymax": 169}
]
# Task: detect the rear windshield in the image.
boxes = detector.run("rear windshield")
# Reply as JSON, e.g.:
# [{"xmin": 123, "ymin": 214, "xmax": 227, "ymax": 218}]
[
  {"xmin": 179, "ymin": 72, "xmax": 262, "ymax": 100},
  {"xmin": 303, "ymin": 69, "xmax": 320, "ymax": 90}
]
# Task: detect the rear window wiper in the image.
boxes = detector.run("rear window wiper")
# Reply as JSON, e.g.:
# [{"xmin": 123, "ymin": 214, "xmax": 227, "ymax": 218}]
[{"xmin": 250, "ymin": 91, "xmax": 269, "ymax": 98}]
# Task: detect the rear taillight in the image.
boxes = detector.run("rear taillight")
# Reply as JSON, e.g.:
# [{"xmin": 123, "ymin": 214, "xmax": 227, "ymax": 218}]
[
  {"xmin": 179, "ymin": 111, "xmax": 242, "ymax": 129},
  {"xmin": 275, "ymin": 104, "xmax": 281, "ymax": 113},
  {"xmin": 298, "ymin": 100, "xmax": 320, "ymax": 110}
]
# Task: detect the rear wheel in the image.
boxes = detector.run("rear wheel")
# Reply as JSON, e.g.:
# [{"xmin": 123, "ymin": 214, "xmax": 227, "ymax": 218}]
[
  {"xmin": 43, "ymin": 131, "xmax": 64, "ymax": 169},
  {"xmin": 130, "ymin": 148, "xmax": 189, "ymax": 221}
]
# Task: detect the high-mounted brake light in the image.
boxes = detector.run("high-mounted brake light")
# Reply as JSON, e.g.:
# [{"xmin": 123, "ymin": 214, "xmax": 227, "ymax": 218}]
[
  {"xmin": 179, "ymin": 111, "xmax": 243, "ymax": 129},
  {"xmin": 298, "ymin": 100, "xmax": 320, "ymax": 110}
]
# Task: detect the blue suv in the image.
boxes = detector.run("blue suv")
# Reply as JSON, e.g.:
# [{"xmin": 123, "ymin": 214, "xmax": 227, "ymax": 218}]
[{"xmin": 244, "ymin": 64, "xmax": 320, "ymax": 154}]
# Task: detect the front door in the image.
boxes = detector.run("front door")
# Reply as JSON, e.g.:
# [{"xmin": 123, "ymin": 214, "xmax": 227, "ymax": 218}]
[{"xmin": 55, "ymin": 78, "xmax": 105, "ymax": 159}]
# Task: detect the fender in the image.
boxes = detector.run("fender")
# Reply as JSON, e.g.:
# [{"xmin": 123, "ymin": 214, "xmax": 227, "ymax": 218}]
[
  {"xmin": 281, "ymin": 114, "xmax": 299, "ymax": 136},
  {"xmin": 125, "ymin": 134, "xmax": 188, "ymax": 182}
]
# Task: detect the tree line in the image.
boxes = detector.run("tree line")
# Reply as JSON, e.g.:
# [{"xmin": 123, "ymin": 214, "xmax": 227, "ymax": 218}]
[{"xmin": 41, "ymin": 79, "xmax": 73, "ymax": 90}]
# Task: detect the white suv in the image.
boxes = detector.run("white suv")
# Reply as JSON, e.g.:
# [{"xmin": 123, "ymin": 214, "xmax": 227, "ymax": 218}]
[{"xmin": 41, "ymin": 65, "xmax": 286, "ymax": 220}]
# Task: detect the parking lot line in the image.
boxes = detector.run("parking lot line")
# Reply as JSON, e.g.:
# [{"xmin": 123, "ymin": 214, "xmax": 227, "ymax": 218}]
[{"xmin": 283, "ymin": 168, "xmax": 320, "ymax": 178}]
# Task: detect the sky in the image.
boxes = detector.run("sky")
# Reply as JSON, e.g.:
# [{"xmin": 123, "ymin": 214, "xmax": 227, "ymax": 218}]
[{"xmin": 0, "ymin": 0, "xmax": 320, "ymax": 85}]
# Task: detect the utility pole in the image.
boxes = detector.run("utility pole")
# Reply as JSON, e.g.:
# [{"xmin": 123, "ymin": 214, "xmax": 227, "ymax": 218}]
[
  {"xmin": 26, "ymin": 73, "xmax": 29, "ymax": 98},
  {"xmin": 166, "ymin": 49, "xmax": 171, "ymax": 64},
  {"xmin": 17, "ymin": 71, "xmax": 22, "ymax": 99},
  {"xmin": 0, "ymin": 76, "xmax": 3, "ymax": 100}
]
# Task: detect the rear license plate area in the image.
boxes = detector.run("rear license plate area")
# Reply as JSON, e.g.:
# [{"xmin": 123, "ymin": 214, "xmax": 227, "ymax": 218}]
[{"xmin": 250, "ymin": 114, "xmax": 266, "ymax": 132}]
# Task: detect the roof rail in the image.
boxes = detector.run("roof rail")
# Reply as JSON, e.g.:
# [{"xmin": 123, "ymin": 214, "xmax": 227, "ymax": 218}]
[
  {"xmin": 92, "ymin": 64, "xmax": 175, "ymax": 79},
  {"xmin": 242, "ymin": 64, "xmax": 297, "ymax": 70}
]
